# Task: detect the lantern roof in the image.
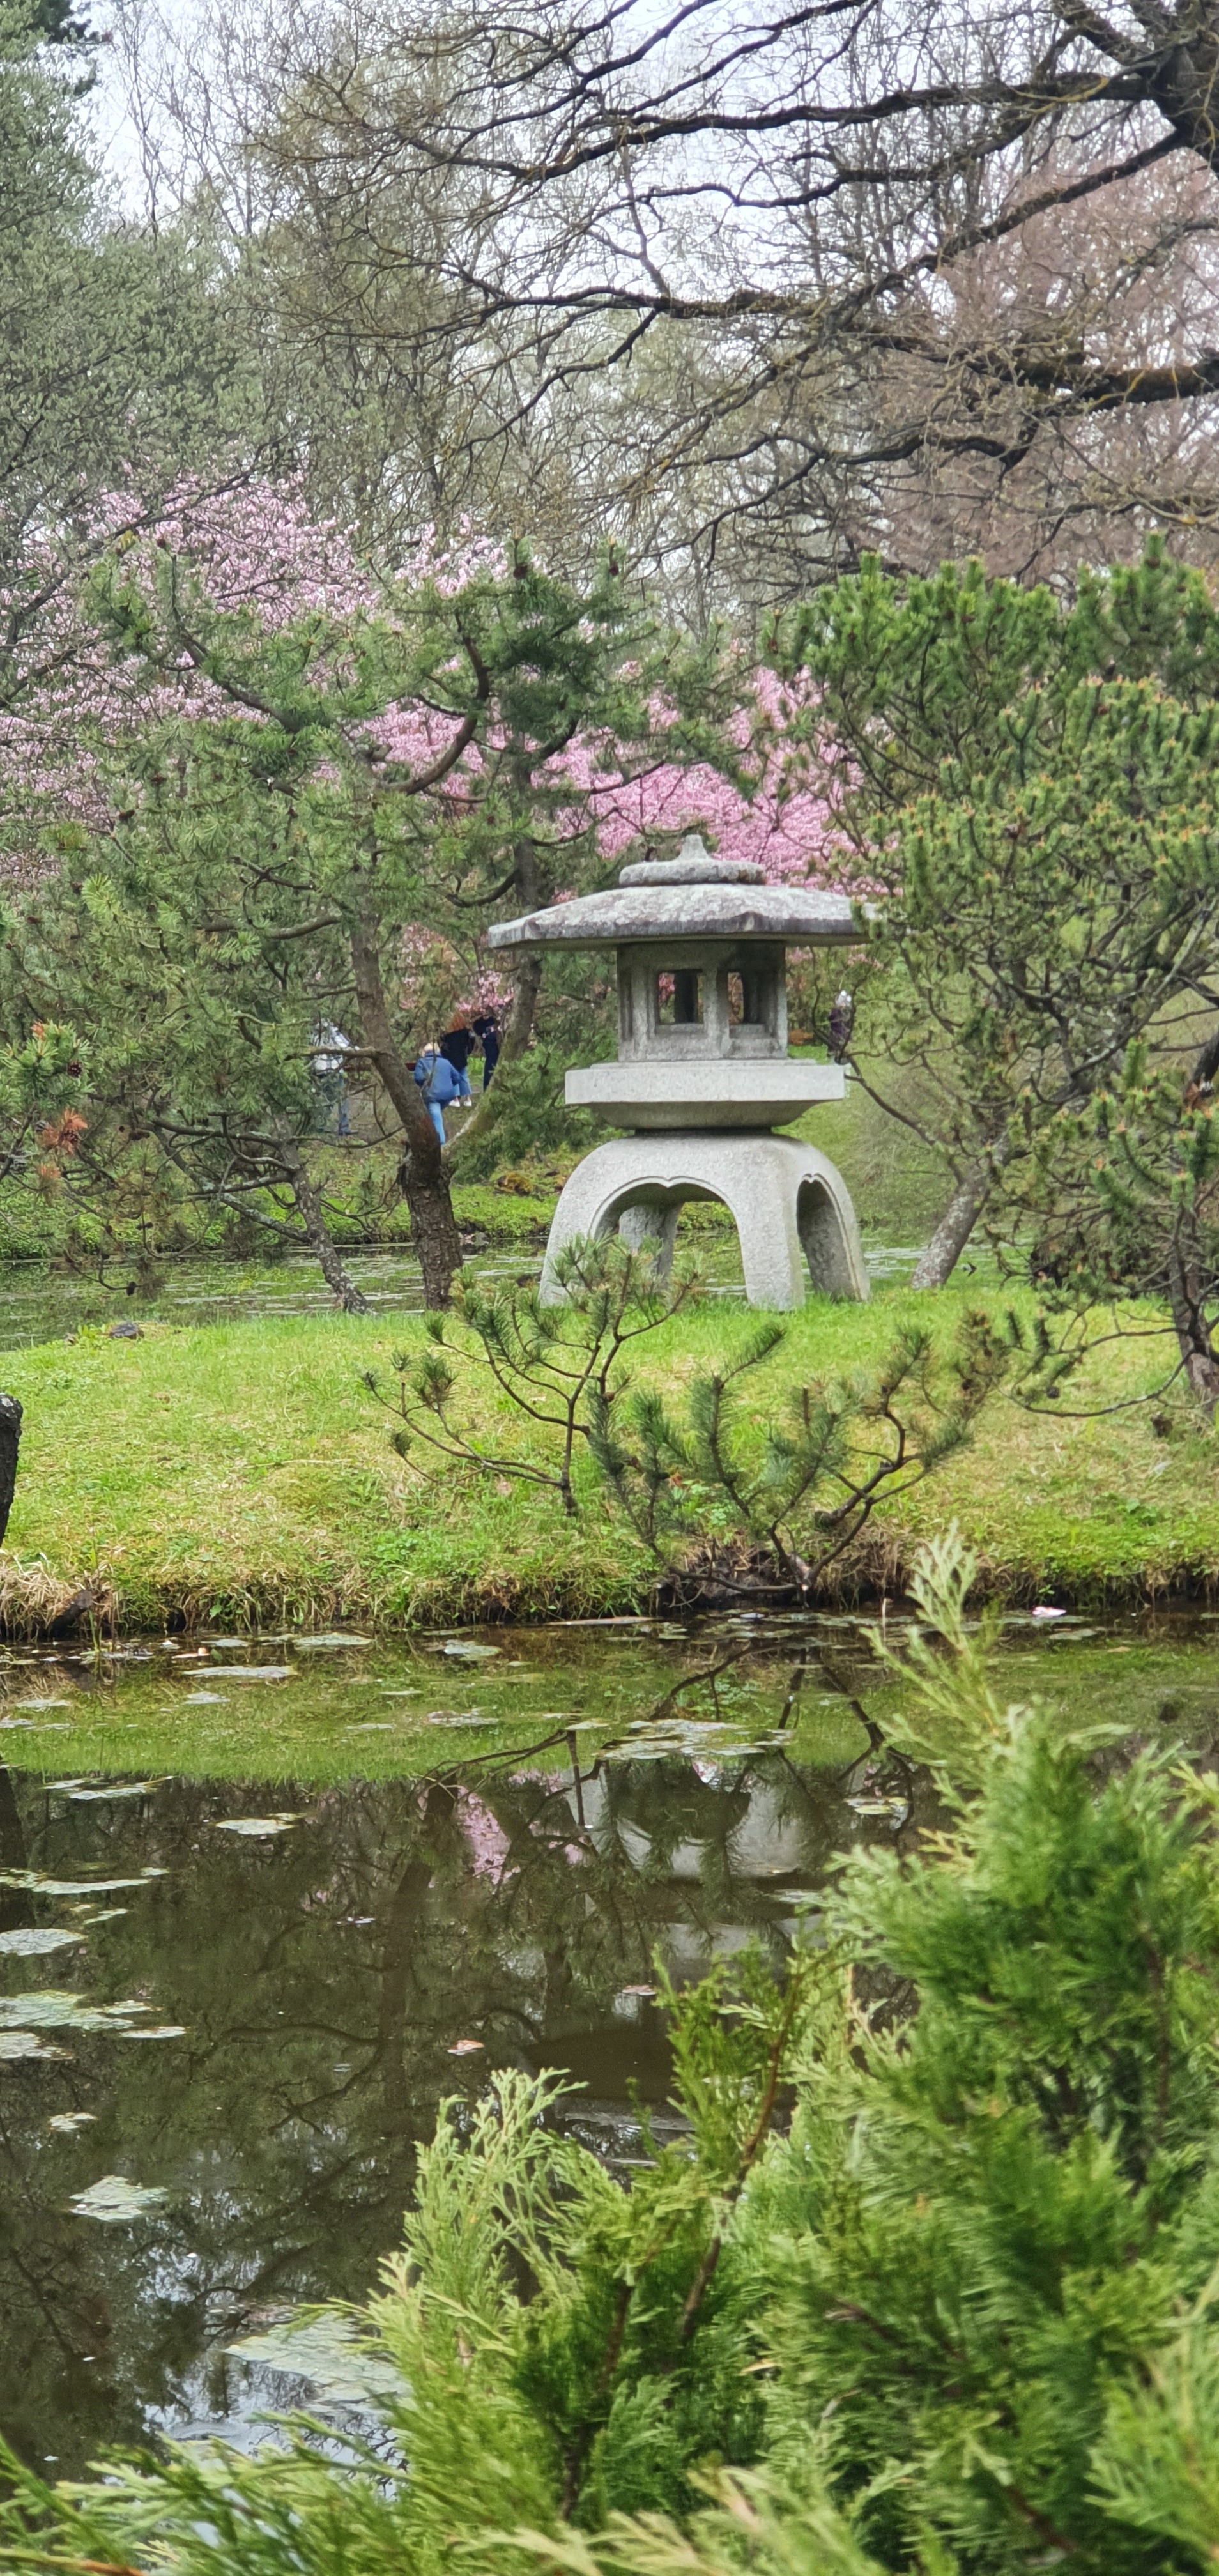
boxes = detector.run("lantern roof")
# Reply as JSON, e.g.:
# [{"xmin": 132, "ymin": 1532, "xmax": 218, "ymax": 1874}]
[{"xmin": 486, "ymin": 834, "xmax": 860, "ymax": 953}]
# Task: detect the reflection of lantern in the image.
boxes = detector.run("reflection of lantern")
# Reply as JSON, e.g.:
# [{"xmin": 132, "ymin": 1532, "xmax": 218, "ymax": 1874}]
[{"xmin": 487, "ymin": 836, "xmax": 869, "ymax": 1308}]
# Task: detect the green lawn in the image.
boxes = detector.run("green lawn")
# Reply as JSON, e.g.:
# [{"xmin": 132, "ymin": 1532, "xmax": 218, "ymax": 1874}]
[{"xmin": 0, "ymin": 1287, "xmax": 1213, "ymax": 1630}]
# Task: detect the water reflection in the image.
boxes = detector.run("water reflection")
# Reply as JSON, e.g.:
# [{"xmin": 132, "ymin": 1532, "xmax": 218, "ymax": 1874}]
[
  {"xmin": 4, "ymin": 1598, "xmax": 1215, "ymax": 2473},
  {"xmin": 0, "ymin": 1722, "xmax": 924, "ymax": 2472}
]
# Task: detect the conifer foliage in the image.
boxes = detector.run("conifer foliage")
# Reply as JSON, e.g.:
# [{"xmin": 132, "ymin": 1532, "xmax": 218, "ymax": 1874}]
[{"xmin": 7, "ymin": 1542, "xmax": 1219, "ymax": 2570}]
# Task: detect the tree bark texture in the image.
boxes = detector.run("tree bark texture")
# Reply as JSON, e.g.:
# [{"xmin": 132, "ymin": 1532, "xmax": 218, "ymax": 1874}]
[
  {"xmin": 1166, "ymin": 1224, "xmax": 1219, "ymax": 1413},
  {"xmin": 277, "ymin": 1132, "xmax": 371, "ymax": 1315},
  {"xmin": 910, "ymin": 1151, "xmax": 1001, "ymax": 1289},
  {"xmin": 350, "ymin": 907, "xmax": 463, "ymax": 1307}
]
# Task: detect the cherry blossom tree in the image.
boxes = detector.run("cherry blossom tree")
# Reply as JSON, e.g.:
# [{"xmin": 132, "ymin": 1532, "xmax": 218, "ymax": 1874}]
[{"xmin": 0, "ymin": 477, "xmax": 778, "ymax": 1303}]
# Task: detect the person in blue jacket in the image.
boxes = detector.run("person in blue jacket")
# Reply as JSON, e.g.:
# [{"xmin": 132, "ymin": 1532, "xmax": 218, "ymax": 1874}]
[{"xmin": 412, "ymin": 1046, "xmax": 463, "ymax": 1144}]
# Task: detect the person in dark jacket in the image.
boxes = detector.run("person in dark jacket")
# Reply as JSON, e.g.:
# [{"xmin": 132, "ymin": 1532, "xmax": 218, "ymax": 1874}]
[
  {"xmin": 437, "ymin": 1013, "xmax": 475, "ymax": 1102},
  {"xmin": 471, "ymin": 1010, "xmax": 500, "ymax": 1087}
]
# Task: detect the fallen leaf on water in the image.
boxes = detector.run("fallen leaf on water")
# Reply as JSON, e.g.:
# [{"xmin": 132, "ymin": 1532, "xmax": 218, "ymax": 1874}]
[
  {"xmin": 70, "ymin": 2175, "xmax": 167, "ymax": 2223},
  {"xmin": 121, "ymin": 2025, "xmax": 186, "ymax": 2041},
  {"xmin": 447, "ymin": 2038, "xmax": 485, "ymax": 2055},
  {"xmin": 181, "ymin": 1691, "xmax": 227, "ymax": 1705},
  {"xmin": 437, "ymin": 1641, "xmax": 501, "ymax": 1662},
  {"xmin": 49, "ymin": 2110, "xmax": 96, "ymax": 2133}
]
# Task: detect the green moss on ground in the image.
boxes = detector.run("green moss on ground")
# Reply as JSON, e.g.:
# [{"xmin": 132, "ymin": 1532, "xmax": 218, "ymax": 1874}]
[{"xmin": 0, "ymin": 1291, "xmax": 1211, "ymax": 1629}]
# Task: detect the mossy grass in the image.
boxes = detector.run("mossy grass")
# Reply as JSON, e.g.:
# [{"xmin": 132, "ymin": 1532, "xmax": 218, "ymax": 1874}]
[{"xmin": 0, "ymin": 1285, "xmax": 1211, "ymax": 1632}]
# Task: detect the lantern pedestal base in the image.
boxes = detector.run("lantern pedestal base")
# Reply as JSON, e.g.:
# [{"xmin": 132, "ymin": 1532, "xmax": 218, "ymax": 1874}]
[{"xmin": 539, "ymin": 1133, "xmax": 870, "ymax": 1310}]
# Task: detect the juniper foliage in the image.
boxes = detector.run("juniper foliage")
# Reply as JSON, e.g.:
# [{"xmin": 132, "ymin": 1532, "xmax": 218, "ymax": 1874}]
[{"xmin": 8, "ymin": 1540, "xmax": 1219, "ymax": 2570}]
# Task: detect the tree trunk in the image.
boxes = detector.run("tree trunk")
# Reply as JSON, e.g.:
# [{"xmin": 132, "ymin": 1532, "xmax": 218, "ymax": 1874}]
[
  {"xmin": 350, "ymin": 907, "xmax": 463, "ymax": 1307},
  {"xmin": 277, "ymin": 1131, "xmax": 371, "ymax": 1314},
  {"xmin": 445, "ymin": 786, "xmax": 547, "ymax": 1169},
  {"xmin": 910, "ymin": 1134, "xmax": 1010, "ymax": 1289},
  {"xmin": 1166, "ymin": 1225, "xmax": 1219, "ymax": 1412},
  {"xmin": 0, "ymin": 1393, "xmax": 20, "ymax": 1547}
]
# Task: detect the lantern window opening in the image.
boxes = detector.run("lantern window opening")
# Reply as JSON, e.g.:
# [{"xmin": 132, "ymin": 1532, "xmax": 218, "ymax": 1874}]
[
  {"xmin": 726, "ymin": 968, "xmax": 765, "ymax": 1028},
  {"xmin": 655, "ymin": 968, "xmax": 703, "ymax": 1027}
]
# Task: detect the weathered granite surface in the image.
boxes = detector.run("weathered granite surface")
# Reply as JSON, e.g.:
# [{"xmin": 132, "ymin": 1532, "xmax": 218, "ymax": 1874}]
[
  {"xmin": 540, "ymin": 1136, "xmax": 870, "ymax": 1308},
  {"xmin": 486, "ymin": 882, "xmax": 859, "ymax": 950},
  {"xmin": 565, "ymin": 1060, "xmax": 845, "ymax": 1130},
  {"xmin": 618, "ymin": 852, "xmax": 765, "ymax": 886}
]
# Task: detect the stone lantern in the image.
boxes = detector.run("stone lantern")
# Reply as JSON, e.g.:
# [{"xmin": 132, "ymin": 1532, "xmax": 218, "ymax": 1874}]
[{"xmin": 486, "ymin": 836, "xmax": 868, "ymax": 1308}]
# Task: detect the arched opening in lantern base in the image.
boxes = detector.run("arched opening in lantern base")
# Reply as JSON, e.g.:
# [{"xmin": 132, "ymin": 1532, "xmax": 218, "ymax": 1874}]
[{"xmin": 539, "ymin": 1137, "xmax": 869, "ymax": 1312}]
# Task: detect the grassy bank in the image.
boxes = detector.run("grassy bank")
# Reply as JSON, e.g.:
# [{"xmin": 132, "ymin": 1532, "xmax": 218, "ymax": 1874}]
[{"xmin": 0, "ymin": 1289, "xmax": 1212, "ymax": 1629}]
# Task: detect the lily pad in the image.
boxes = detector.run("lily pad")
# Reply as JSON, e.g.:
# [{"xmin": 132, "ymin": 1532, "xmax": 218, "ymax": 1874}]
[
  {"xmin": 438, "ymin": 1641, "xmax": 501, "ymax": 1662},
  {"xmin": 0, "ymin": 2030, "xmax": 66, "ymax": 2060},
  {"xmin": 291, "ymin": 1634, "xmax": 371, "ymax": 1651},
  {"xmin": 0, "ymin": 1928, "xmax": 82, "ymax": 1956},
  {"xmin": 0, "ymin": 1871, "xmax": 167, "ymax": 1896},
  {"xmin": 206, "ymin": 1666, "xmax": 292, "ymax": 1682},
  {"xmin": 121, "ymin": 2024, "xmax": 186, "ymax": 2041},
  {"xmin": 67, "ymin": 1781, "xmax": 165, "ymax": 1804},
  {"xmin": 211, "ymin": 1813, "xmax": 303, "ymax": 1837},
  {"xmin": 227, "ymin": 2315, "xmax": 404, "ymax": 2409},
  {"xmin": 0, "ymin": 1991, "xmax": 142, "ymax": 2032},
  {"xmin": 70, "ymin": 2175, "xmax": 167, "ymax": 2223}
]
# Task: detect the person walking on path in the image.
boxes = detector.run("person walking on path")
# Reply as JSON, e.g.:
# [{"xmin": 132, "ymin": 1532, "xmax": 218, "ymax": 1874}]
[{"xmin": 412, "ymin": 1046, "xmax": 464, "ymax": 1144}]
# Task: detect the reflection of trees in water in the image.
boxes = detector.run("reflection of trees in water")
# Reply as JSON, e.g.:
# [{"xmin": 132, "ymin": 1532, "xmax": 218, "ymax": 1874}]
[{"xmin": 0, "ymin": 1674, "xmax": 940, "ymax": 2474}]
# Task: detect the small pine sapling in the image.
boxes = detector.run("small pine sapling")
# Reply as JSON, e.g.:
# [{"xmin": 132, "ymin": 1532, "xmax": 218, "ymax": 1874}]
[
  {"xmin": 590, "ymin": 1308, "xmax": 1012, "ymax": 1599},
  {"xmin": 363, "ymin": 1233, "xmax": 700, "ymax": 1515}
]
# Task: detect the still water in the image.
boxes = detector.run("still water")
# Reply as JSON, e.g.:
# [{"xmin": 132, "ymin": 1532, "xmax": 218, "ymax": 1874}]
[
  {"xmin": 0, "ymin": 1235, "xmax": 941, "ymax": 1351},
  {"xmin": 0, "ymin": 1609, "xmax": 1216, "ymax": 2473}
]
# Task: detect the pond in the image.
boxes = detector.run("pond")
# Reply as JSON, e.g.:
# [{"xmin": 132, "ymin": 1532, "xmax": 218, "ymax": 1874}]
[
  {"xmin": 0, "ymin": 1607, "xmax": 1216, "ymax": 2475},
  {"xmin": 0, "ymin": 1232, "xmax": 949, "ymax": 1352}
]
